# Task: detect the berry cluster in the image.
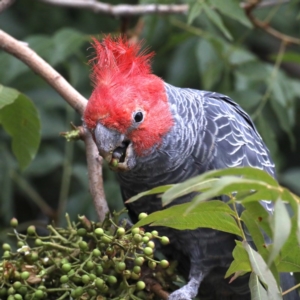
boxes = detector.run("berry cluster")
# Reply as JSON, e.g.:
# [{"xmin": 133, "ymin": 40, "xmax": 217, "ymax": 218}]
[{"xmin": 0, "ymin": 212, "xmax": 176, "ymax": 300}]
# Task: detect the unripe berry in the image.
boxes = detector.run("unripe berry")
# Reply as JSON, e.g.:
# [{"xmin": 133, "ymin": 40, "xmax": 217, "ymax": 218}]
[
  {"xmin": 151, "ymin": 230, "xmax": 158, "ymax": 237},
  {"xmin": 133, "ymin": 234, "xmax": 142, "ymax": 243},
  {"xmin": 95, "ymin": 278, "xmax": 104, "ymax": 289},
  {"xmin": 133, "ymin": 266, "xmax": 141, "ymax": 274},
  {"xmin": 147, "ymin": 241, "xmax": 155, "ymax": 249},
  {"xmin": 136, "ymin": 281, "xmax": 146, "ymax": 290},
  {"xmin": 27, "ymin": 225, "xmax": 36, "ymax": 235},
  {"xmin": 10, "ymin": 218, "xmax": 18, "ymax": 228},
  {"xmin": 60, "ymin": 275, "xmax": 69, "ymax": 283},
  {"xmin": 77, "ymin": 228, "xmax": 87, "ymax": 236},
  {"xmin": 21, "ymin": 272, "xmax": 29, "ymax": 281},
  {"xmin": 138, "ymin": 212, "xmax": 148, "ymax": 220},
  {"xmin": 2, "ymin": 243, "xmax": 11, "ymax": 251},
  {"xmin": 93, "ymin": 249, "xmax": 101, "ymax": 257},
  {"xmin": 134, "ymin": 257, "xmax": 145, "ymax": 266},
  {"xmin": 131, "ymin": 228, "xmax": 140, "ymax": 235},
  {"xmin": 107, "ymin": 275, "xmax": 117, "ymax": 285},
  {"xmin": 81, "ymin": 274, "xmax": 90, "ymax": 284},
  {"xmin": 160, "ymin": 259, "xmax": 169, "ymax": 268},
  {"xmin": 34, "ymin": 290, "xmax": 44, "ymax": 299},
  {"xmin": 143, "ymin": 247, "xmax": 153, "ymax": 256},
  {"xmin": 94, "ymin": 228, "xmax": 104, "ymax": 236},
  {"xmin": 79, "ymin": 241, "xmax": 88, "ymax": 251},
  {"xmin": 116, "ymin": 227, "xmax": 125, "ymax": 236},
  {"xmin": 148, "ymin": 261, "xmax": 156, "ymax": 270},
  {"xmin": 161, "ymin": 236, "xmax": 170, "ymax": 245},
  {"xmin": 62, "ymin": 263, "xmax": 72, "ymax": 273}
]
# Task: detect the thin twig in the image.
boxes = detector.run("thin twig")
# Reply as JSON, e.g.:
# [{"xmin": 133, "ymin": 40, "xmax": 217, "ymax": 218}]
[
  {"xmin": 243, "ymin": 0, "xmax": 300, "ymax": 45},
  {"xmin": 0, "ymin": 30, "xmax": 87, "ymax": 114},
  {"xmin": 80, "ymin": 126, "xmax": 109, "ymax": 222},
  {"xmin": 39, "ymin": 0, "xmax": 189, "ymax": 16},
  {"xmin": 0, "ymin": 0, "xmax": 15, "ymax": 13},
  {"xmin": 240, "ymin": 0, "xmax": 290, "ymax": 9}
]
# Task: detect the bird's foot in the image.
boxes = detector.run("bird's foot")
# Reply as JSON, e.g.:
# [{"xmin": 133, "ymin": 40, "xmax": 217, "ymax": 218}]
[{"xmin": 168, "ymin": 275, "xmax": 202, "ymax": 300}]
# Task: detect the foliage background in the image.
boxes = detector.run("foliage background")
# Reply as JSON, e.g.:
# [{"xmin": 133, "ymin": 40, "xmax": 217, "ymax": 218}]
[{"xmin": 0, "ymin": 0, "xmax": 300, "ymax": 247}]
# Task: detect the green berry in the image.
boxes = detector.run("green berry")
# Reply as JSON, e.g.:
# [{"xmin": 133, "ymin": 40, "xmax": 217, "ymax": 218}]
[
  {"xmin": 2, "ymin": 243, "xmax": 11, "ymax": 251},
  {"xmin": 133, "ymin": 234, "xmax": 142, "ymax": 243},
  {"xmin": 94, "ymin": 228, "xmax": 104, "ymax": 236},
  {"xmin": 60, "ymin": 275, "xmax": 69, "ymax": 283},
  {"xmin": 142, "ymin": 236, "xmax": 149, "ymax": 243},
  {"xmin": 17, "ymin": 241, "xmax": 24, "ymax": 248},
  {"xmin": 85, "ymin": 260, "xmax": 94, "ymax": 270},
  {"xmin": 116, "ymin": 227, "xmax": 125, "ymax": 236},
  {"xmin": 147, "ymin": 241, "xmax": 155, "ymax": 249},
  {"xmin": 107, "ymin": 275, "xmax": 117, "ymax": 284},
  {"xmin": 93, "ymin": 248, "xmax": 101, "ymax": 257},
  {"xmin": 134, "ymin": 257, "xmax": 144, "ymax": 266},
  {"xmin": 136, "ymin": 281, "xmax": 146, "ymax": 290},
  {"xmin": 161, "ymin": 236, "xmax": 170, "ymax": 245},
  {"xmin": 34, "ymin": 290, "xmax": 44, "ymax": 299},
  {"xmin": 3, "ymin": 251, "xmax": 10, "ymax": 258},
  {"xmin": 145, "ymin": 232, "xmax": 153, "ymax": 239},
  {"xmin": 14, "ymin": 294, "xmax": 22, "ymax": 300},
  {"xmin": 151, "ymin": 230, "xmax": 158, "ymax": 237},
  {"xmin": 81, "ymin": 274, "xmax": 90, "ymax": 284},
  {"xmin": 123, "ymin": 270, "xmax": 131, "ymax": 279},
  {"xmin": 13, "ymin": 282, "xmax": 22, "ymax": 290},
  {"xmin": 21, "ymin": 272, "xmax": 29, "ymax": 281},
  {"xmin": 62, "ymin": 263, "xmax": 72, "ymax": 273},
  {"xmin": 31, "ymin": 252, "xmax": 38, "ymax": 261},
  {"xmin": 79, "ymin": 241, "xmax": 88, "ymax": 251},
  {"xmin": 8, "ymin": 296, "xmax": 14, "ymax": 300},
  {"xmin": 101, "ymin": 236, "xmax": 111, "ymax": 244},
  {"xmin": 138, "ymin": 212, "xmax": 148, "ymax": 220},
  {"xmin": 74, "ymin": 287, "xmax": 83, "ymax": 298},
  {"xmin": 143, "ymin": 247, "xmax": 153, "ymax": 256},
  {"xmin": 148, "ymin": 261, "xmax": 156, "ymax": 270},
  {"xmin": 96, "ymin": 266, "xmax": 103, "ymax": 275},
  {"xmin": 27, "ymin": 225, "xmax": 36, "ymax": 235},
  {"xmin": 131, "ymin": 272, "xmax": 140, "ymax": 280},
  {"xmin": 160, "ymin": 259, "xmax": 169, "ymax": 268},
  {"xmin": 117, "ymin": 262, "xmax": 126, "ymax": 272},
  {"xmin": 95, "ymin": 278, "xmax": 104, "ymax": 289},
  {"xmin": 10, "ymin": 218, "xmax": 18, "ymax": 228},
  {"xmin": 87, "ymin": 289, "xmax": 97, "ymax": 296},
  {"xmin": 35, "ymin": 239, "xmax": 43, "ymax": 246},
  {"xmin": 67, "ymin": 270, "xmax": 75, "ymax": 277},
  {"xmin": 89, "ymin": 273, "xmax": 96, "ymax": 280},
  {"xmin": 8, "ymin": 287, "xmax": 15, "ymax": 295},
  {"xmin": 131, "ymin": 227, "xmax": 140, "ymax": 235},
  {"xmin": 77, "ymin": 228, "xmax": 87, "ymax": 236},
  {"xmin": 111, "ymin": 158, "xmax": 119, "ymax": 167},
  {"xmin": 18, "ymin": 287, "xmax": 27, "ymax": 295},
  {"xmin": 133, "ymin": 266, "xmax": 141, "ymax": 274}
]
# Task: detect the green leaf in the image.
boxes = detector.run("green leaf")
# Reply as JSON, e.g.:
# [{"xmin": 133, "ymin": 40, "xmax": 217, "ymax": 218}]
[
  {"xmin": 202, "ymin": 2, "xmax": 232, "ymax": 40},
  {"xmin": 162, "ymin": 167, "xmax": 278, "ymax": 206},
  {"xmin": 249, "ymin": 273, "xmax": 269, "ymax": 300},
  {"xmin": 0, "ymin": 85, "xmax": 19, "ymax": 109},
  {"xmin": 50, "ymin": 28, "xmax": 87, "ymax": 66},
  {"xmin": 187, "ymin": 0, "xmax": 204, "ymax": 25},
  {"xmin": 209, "ymin": 0, "xmax": 252, "ymax": 28},
  {"xmin": 195, "ymin": 38, "xmax": 223, "ymax": 90},
  {"xmin": 270, "ymin": 51, "xmax": 300, "ymax": 64},
  {"xmin": 134, "ymin": 200, "xmax": 243, "ymax": 237},
  {"xmin": 0, "ymin": 88, "xmax": 41, "ymax": 170},
  {"xmin": 268, "ymin": 198, "xmax": 292, "ymax": 266},
  {"xmin": 225, "ymin": 241, "xmax": 251, "ymax": 278},
  {"xmin": 125, "ymin": 185, "xmax": 173, "ymax": 203},
  {"xmin": 243, "ymin": 242, "xmax": 282, "ymax": 300}
]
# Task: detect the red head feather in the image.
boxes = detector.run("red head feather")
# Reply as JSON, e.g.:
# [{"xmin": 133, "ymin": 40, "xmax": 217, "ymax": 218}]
[{"xmin": 84, "ymin": 35, "xmax": 173, "ymax": 156}]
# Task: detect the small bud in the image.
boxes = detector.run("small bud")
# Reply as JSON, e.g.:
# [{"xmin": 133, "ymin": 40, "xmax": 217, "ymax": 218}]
[
  {"xmin": 10, "ymin": 218, "xmax": 18, "ymax": 228},
  {"xmin": 138, "ymin": 212, "xmax": 148, "ymax": 220},
  {"xmin": 136, "ymin": 281, "xmax": 146, "ymax": 290}
]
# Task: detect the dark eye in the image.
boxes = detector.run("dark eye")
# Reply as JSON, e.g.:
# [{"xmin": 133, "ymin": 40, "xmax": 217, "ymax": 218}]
[{"xmin": 133, "ymin": 111, "xmax": 144, "ymax": 123}]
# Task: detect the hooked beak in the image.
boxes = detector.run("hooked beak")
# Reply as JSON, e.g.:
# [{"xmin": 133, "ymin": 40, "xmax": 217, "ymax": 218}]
[{"xmin": 94, "ymin": 122, "xmax": 135, "ymax": 171}]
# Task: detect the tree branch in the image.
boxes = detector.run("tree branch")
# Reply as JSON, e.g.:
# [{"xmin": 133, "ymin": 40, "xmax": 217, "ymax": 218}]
[
  {"xmin": 0, "ymin": 30, "xmax": 87, "ymax": 114},
  {"xmin": 0, "ymin": 0, "xmax": 15, "ymax": 13},
  {"xmin": 243, "ymin": 0, "xmax": 300, "ymax": 45},
  {"xmin": 39, "ymin": 0, "xmax": 189, "ymax": 16},
  {"xmin": 81, "ymin": 126, "xmax": 109, "ymax": 222}
]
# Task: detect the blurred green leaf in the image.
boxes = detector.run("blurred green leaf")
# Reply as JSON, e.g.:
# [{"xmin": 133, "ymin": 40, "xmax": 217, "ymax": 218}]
[
  {"xmin": 187, "ymin": 0, "xmax": 204, "ymax": 25},
  {"xmin": 50, "ymin": 28, "xmax": 87, "ymax": 66},
  {"xmin": 209, "ymin": 0, "xmax": 252, "ymax": 28},
  {"xmin": 268, "ymin": 198, "xmax": 291, "ymax": 266},
  {"xmin": 0, "ymin": 87, "xmax": 41, "ymax": 170},
  {"xmin": 0, "ymin": 85, "xmax": 19, "ymax": 109},
  {"xmin": 134, "ymin": 200, "xmax": 243, "ymax": 236},
  {"xmin": 202, "ymin": 2, "xmax": 232, "ymax": 40}
]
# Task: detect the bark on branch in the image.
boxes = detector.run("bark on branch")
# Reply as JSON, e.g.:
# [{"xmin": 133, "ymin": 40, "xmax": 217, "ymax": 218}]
[
  {"xmin": 0, "ymin": 30, "xmax": 87, "ymax": 114},
  {"xmin": 39, "ymin": 0, "xmax": 189, "ymax": 16}
]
